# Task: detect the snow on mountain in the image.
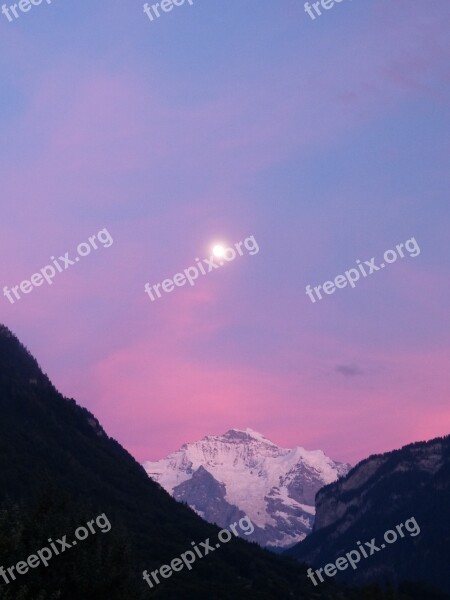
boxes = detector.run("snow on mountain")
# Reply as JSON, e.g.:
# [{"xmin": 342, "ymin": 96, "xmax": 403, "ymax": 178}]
[{"xmin": 143, "ymin": 428, "xmax": 351, "ymax": 549}]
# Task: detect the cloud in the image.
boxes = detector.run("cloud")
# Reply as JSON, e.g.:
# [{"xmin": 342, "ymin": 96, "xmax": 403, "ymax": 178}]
[{"xmin": 336, "ymin": 364, "xmax": 364, "ymax": 377}]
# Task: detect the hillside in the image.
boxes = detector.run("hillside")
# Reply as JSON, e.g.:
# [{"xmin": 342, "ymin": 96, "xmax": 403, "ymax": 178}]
[{"xmin": 287, "ymin": 434, "xmax": 450, "ymax": 597}]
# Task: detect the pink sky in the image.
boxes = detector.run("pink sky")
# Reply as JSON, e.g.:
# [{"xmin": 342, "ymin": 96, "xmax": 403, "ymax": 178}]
[{"xmin": 0, "ymin": 0, "xmax": 449, "ymax": 465}]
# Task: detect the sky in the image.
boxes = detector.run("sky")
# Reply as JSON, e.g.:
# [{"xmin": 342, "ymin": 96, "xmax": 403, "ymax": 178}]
[{"xmin": 0, "ymin": 0, "xmax": 449, "ymax": 465}]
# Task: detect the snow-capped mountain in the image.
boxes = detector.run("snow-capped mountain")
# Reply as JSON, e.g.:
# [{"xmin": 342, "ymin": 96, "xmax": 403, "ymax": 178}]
[{"xmin": 143, "ymin": 428, "xmax": 351, "ymax": 549}]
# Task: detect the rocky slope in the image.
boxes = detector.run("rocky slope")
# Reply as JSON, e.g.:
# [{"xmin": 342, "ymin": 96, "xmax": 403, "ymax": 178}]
[{"xmin": 287, "ymin": 434, "xmax": 450, "ymax": 595}]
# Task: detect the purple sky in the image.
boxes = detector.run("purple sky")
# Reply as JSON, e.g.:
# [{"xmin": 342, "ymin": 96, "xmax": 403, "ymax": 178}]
[{"xmin": 1, "ymin": 0, "xmax": 449, "ymax": 465}]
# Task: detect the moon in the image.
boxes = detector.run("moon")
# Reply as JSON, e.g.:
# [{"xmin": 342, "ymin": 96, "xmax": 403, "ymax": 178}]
[{"xmin": 212, "ymin": 244, "xmax": 225, "ymax": 258}]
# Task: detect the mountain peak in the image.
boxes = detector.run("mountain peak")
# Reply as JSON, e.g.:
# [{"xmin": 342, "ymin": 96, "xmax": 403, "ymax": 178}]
[
  {"xmin": 222, "ymin": 427, "xmax": 275, "ymax": 444},
  {"xmin": 144, "ymin": 428, "xmax": 350, "ymax": 548}
]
